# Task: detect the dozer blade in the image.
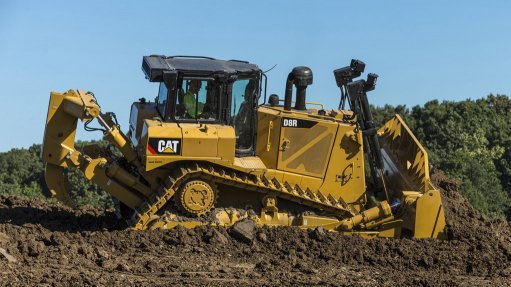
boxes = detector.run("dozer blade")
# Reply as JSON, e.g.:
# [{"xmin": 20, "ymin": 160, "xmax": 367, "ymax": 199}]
[{"xmin": 378, "ymin": 115, "xmax": 447, "ymax": 239}]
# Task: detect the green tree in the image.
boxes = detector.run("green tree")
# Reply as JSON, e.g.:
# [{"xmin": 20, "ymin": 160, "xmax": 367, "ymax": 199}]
[
  {"xmin": 374, "ymin": 95, "xmax": 511, "ymax": 218},
  {"xmin": 0, "ymin": 142, "xmax": 113, "ymax": 208}
]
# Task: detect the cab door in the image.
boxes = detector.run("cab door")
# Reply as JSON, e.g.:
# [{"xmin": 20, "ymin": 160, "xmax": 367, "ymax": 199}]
[{"xmin": 230, "ymin": 78, "xmax": 257, "ymax": 156}]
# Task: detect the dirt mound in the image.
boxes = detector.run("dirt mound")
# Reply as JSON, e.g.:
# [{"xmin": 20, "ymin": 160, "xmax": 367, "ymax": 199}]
[
  {"xmin": 0, "ymin": 172, "xmax": 510, "ymax": 286},
  {"xmin": 431, "ymin": 168, "xmax": 511, "ymax": 243}
]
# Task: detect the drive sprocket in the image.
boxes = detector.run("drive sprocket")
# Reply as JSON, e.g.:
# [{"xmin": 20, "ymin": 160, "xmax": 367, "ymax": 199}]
[{"xmin": 176, "ymin": 179, "xmax": 217, "ymax": 216}]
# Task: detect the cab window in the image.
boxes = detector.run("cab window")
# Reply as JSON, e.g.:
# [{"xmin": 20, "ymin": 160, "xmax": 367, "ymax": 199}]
[
  {"xmin": 232, "ymin": 79, "xmax": 256, "ymax": 150},
  {"xmin": 176, "ymin": 79, "xmax": 218, "ymax": 121},
  {"xmin": 157, "ymin": 82, "xmax": 168, "ymax": 117}
]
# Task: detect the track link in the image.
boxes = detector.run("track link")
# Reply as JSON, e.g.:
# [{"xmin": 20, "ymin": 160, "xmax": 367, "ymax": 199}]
[{"xmin": 129, "ymin": 163, "xmax": 354, "ymax": 230}]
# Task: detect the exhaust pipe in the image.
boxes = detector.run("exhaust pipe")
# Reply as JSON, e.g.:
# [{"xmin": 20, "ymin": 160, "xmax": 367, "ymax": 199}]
[
  {"xmin": 284, "ymin": 73, "xmax": 294, "ymax": 111},
  {"xmin": 283, "ymin": 66, "xmax": 313, "ymax": 111}
]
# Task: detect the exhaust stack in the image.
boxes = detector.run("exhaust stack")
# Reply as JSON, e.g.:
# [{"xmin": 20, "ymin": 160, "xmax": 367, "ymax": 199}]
[{"xmin": 284, "ymin": 66, "xmax": 313, "ymax": 111}]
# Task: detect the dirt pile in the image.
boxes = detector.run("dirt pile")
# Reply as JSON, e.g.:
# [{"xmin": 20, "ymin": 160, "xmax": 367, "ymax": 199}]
[{"xmin": 0, "ymin": 171, "xmax": 510, "ymax": 286}]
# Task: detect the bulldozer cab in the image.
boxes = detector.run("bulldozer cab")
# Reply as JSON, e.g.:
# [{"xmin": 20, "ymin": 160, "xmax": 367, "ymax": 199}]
[{"xmin": 141, "ymin": 55, "xmax": 261, "ymax": 155}]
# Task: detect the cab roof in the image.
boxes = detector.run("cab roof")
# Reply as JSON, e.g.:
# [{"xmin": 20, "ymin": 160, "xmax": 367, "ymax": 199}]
[{"xmin": 142, "ymin": 55, "xmax": 261, "ymax": 82}]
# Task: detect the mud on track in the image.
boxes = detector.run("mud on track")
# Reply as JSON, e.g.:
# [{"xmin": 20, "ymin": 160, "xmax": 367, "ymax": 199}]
[{"xmin": 0, "ymin": 170, "xmax": 510, "ymax": 286}]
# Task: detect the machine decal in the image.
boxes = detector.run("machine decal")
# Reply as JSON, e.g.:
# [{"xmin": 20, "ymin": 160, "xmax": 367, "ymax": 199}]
[
  {"xmin": 148, "ymin": 138, "xmax": 181, "ymax": 155},
  {"xmin": 282, "ymin": 117, "xmax": 318, "ymax": 128}
]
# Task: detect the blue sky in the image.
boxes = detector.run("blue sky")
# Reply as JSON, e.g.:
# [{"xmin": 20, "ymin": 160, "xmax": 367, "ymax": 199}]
[{"xmin": 0, "ymin": 1, "xmax": 510, "ymax": 151}]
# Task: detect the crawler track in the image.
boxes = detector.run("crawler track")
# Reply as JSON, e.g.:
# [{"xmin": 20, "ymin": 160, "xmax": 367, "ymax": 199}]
[{"xmin": 129, "ymin": 163, "xmax": 354, "ymax": 230}]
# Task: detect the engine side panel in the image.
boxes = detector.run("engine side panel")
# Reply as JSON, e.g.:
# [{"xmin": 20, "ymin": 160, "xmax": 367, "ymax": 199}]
[
  {"xmin": 277, "ymin": 117, "xmax": 337, "ymax": 178},
  {"xmin": 320, "ymin": 124, "xmax": 366, "ymax": 211},
  {"xmin": 141, "ymin": 120, "xmax": 236, "ymax": 171}
]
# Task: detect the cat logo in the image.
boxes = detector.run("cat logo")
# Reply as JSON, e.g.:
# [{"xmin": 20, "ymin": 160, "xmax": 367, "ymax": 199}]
[
  {"xmin": 158, "ymin": 140, "xmax": 179, "ymax": 153},
  {"xmin": 147, "ymin": 138, "xmax": 181, "ymax": 155}
]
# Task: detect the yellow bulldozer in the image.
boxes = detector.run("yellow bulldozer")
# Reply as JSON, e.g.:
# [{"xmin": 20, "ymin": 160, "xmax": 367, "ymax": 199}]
[{"xmin": 41, "ymin": 55, "xmax": 446, "ymax": 238}]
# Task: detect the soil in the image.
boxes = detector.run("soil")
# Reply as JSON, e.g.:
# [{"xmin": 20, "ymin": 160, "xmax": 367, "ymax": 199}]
[{"xmin": 0, "ymin": 169, "xmax": 510, "ymax": 286}]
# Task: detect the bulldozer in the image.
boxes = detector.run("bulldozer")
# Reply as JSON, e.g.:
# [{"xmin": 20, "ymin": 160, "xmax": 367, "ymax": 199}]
[{"xmin": 41, "ymin": 55, "xmax": 446, "ymax": 238}]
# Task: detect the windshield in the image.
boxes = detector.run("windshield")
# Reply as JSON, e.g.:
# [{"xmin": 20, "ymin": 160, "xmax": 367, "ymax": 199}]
[{"xmin": 176, "ymin": 79, "xmax": 219, "ymax": 121}]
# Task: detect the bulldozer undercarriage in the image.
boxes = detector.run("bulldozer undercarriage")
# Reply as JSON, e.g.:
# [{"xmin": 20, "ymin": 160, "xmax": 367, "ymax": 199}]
[{"xmin": 124, "ymin": 162, "xmax": 395, "ymax": 238}]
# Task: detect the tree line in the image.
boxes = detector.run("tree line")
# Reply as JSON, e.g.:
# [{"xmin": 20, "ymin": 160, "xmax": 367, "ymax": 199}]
[
  {"xmin": 373, "ymin": 94, "xmax": 511, "ymax": 218},
  {"xmin": 0, "ymin": 141, "xmax": 113, "ymax": 208},
  {"xmin": 0, "ymin": 95, "xmax": 509, "ymax": 218}
]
